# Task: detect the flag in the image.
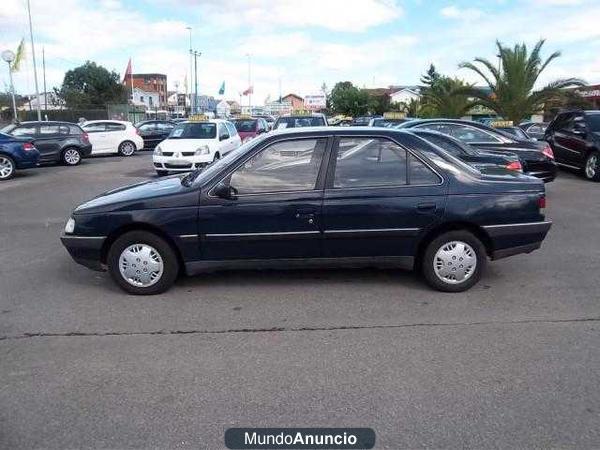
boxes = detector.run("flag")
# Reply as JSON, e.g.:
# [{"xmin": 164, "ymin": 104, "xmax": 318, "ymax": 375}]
[
  {"xmin": 242, "ymin": 85, "xmax": 253, "ymax": 96},
  {"xmin": 183, "ymin": 74, "xmax": 188, "ymax": 92},
  {"xmin": 123, "ymin": 58, "xmax": 132, "ymax": 84},
  {"xmin": 218, "ymin": 81, "xmax": 225, "ymax": 95}
]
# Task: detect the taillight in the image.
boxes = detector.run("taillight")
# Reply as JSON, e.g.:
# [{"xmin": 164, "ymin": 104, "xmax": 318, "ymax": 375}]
[
  {"xmin": 22, "ymin": 142, "xmax": 35, "ymax": 151},
  {"xmin": 135, "ymin": 128, "xmax": 141, "ymax": 135},
  {"xmin": 542, "ymin": 144, "xmax": 554, "ymax": 159},
  {"xmin": 506, "ymin": 161, "xmax": 522, "ymax": 172},
  {"xmin": 538, "ymin": 195, "xmax": 546, "ymax": 210},
  {"xmin": 82, "ymin": 132, "xmax": 89, "ymax": 143}
]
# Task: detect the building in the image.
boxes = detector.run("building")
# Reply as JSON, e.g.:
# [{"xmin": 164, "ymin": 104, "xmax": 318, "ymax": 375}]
[
  {"xmin": 226, "ymin": 100, "xmax": 241, "ymax": 115},
  {"xmin": 216, "ymin": 100, "xmax": 231, "ymax": 118},
  {"xmin": 573, "ymin": 84, "xmax": 600, "ymax": 109},
  {"xmin": 304, "ymin": 93, "xmax": 327, "ymax": 111},
  {"xmin": 25, "ymin": 92, "xmax": 65, "ymax": 110},
  {"xmin": 390, "ymin": 87, "xmax": 421, "ymax": 105},
  {"xmin": 124, "ymin": 73, "xmax": 168, "ymax": 106},
  {"xmin": 132, "ymin": 87, "xmax": 159, "ymax": 110},
  {"xmin": 281, "ymin": 94, "xmax": 304, "ymax": 110},
  {"xmin": 197, "ymin": 95, "xmax": 218, "ymax": 113},
  {"xmin": 264, "ymin": 100, "xmax": 292, "ymax": 116}
]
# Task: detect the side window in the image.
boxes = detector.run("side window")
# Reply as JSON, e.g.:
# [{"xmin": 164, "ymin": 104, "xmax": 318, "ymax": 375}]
[
  {"xmin": 409, "ymin": 154, "xmax": 441, "ymax": 185},
  {"xmin": 421, "ymin": 134, "xmax": 465, "ymax": 157},
  {"xmin": 83, "ymin": 123, "xmax": 106, "ymax": 133},
  {"xmin": 58, "ymin": 125, "xmax": 71, "ymax": 135},
  {"xmin": 156, "ymin": 122, "xmax": 173, "ymax": 132},
  {"xmin": 333, "ymin": 138, "xmax": 407, "ymax": 188},
  {"xmin": 105, "ymin": 123, "xmax": 126, "ymax": 132},
  {"xmin": 219, "ymin": 123, "xmax": 229, "ymax": 139},
  {"xmin": 415, "ymin": 123, "xmax": 454, "ymax": 135},
  {"xmin": 11, "ymin": 125, "xmax": 37, "ymax": 137},
  {"xmin": 39, "ymin": 124, "xmax": 60, "ymax": 135},
  {"xmin": 138, "ymin": 123, "xmax": 156, "ymax": 132},
  {"xmin": 227, "ymin": 138, "xmax": 326, "ymax": 194},
  {"xmin": 450, "ymin": 125, "xmax": 501, "ymax": 143},
  {"xmin": 226, "ymin": 122, "xmax": 238, "ymax": 137}
]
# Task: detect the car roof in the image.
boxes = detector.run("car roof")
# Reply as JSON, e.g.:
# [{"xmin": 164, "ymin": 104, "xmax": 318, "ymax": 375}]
[
  {"xmin": 84, "ymin": 120, "xmax": 131, "ymax": 125},
  {"xmin": 17, "ymin": 121, "xmax": 74, "ymax": 126}
]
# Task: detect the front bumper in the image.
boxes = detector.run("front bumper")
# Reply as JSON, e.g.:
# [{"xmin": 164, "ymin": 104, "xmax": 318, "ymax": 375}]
[
  {"xmin": 153, "ymin": 155, "xmax": 211, "ymax": 172},
  {"xmin": 60, "ymin": 234, "xmax": 106, "ymax": 271}
]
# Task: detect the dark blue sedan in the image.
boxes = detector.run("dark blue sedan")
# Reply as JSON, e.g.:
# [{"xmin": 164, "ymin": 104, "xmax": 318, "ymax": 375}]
[
  {"xmin": 61, "ymin": 127, "xmax": 552, "ymax": 294},
  {"xmin": 0, "ymin": 132, "xmax": 40, "ymax": 180}
]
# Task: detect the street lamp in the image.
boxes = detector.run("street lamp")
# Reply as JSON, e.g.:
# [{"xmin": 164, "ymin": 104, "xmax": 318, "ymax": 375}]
[{"xmin": 1, "ymin": 50, "xmax": 18, "ymax": 121}]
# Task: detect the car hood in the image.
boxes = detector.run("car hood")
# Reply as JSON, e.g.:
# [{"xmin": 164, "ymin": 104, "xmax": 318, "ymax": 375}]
[
  {"xmin": 159, "ymin": 138, "xmax": 214, "ymax": 151},
  {"xmin": 74, "ymin": 175, "xmax": 198, "ymax": 214}
]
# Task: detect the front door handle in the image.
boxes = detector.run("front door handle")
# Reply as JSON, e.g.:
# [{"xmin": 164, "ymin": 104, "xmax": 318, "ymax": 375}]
[{"xmin": 416, "ymin": 202, "xmax": 437, "ymax": 212}]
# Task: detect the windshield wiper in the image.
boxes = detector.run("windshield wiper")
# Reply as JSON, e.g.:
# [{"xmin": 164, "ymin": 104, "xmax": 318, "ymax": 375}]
[{"xmin": 181, "ymin": 169, "xmax": 203, "ymax": 187}]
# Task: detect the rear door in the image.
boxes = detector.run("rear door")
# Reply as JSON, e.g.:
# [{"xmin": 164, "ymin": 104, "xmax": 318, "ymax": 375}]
[
  {"xmin": 322, "ymin": 135, "xmax": 446, "ymax": 260},
  {"xmin": 198, "ymin": 136, "xmax": 330, "ymax": 260},
  {"xmin": 36, "ymin": 124, "xmax": 63, "ymax": 161}
]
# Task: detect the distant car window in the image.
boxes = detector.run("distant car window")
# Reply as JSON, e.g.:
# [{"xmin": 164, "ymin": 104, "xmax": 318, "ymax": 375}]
[
  {"xmin": 68, "ymin": 125, "xmax": 82, "ymax": 135},
  {"xmin": 587, "ymin": 114, "xmax": 600, "ymax": 132},
  {"xmin": 83, "ymin": 123, "xmax": 106, "ymax": 133},
  {"xmin": 275, "ymin": 116, "xmax": 325, "ymax": 129},
  {"xmin": 228, "ymin": 138, "xmax": 326, "ymax": 194},
  {"xmin": 418, "ymin": 133, "xmax": 469, "ymax": 157},
  {"xmin": 138, "ymin": 123, "xmax": 156, "ymax": 132},
  {"xmin": 409, "ymin": 154, "xmax": 440, "ymax": 185},
  {"xmin": 156, "ymin": 122, "xmax": 174, "ymax": 131},
  {"xmin": 218, "ymin": 123, "xmax": 230, "ymax": 139},
  {"xmin": 451, "ymin": 125, "xmax": 501, "ymax": 143},
  {"xmin": 226, "ymin": 122, "xmax": 238, "ymax": 137},
  {"xmin": 11, "ymin": 125, "xmax": 37, "ymax": 137},
  {"xmin": 39, "ymin": 125, "xmax": 61, "ymax": 135},
  {"xmin": 170, "ymin": 123, "xmax": 216, "ymax": 139},
  {"xmin": 414, "ymin": 123, "xmax": 455, "ymax": 135},
  {"xmin": 333, "ymin": 138, "xmax": 407, "ymax": 188},
  {"xmin": 105, "ymin": 123, "xmax": 126, "ymax": 131},
  {"xmin": 233, "ymin": 120, "xmax": 257, "ymax": 132},
  {"xmin": 528, "ymin": 124, "xmax": 546, "ymax": 134},
  {"xmin": 498, "ymin": 127, "xmax": 528, "ymax": 140}
]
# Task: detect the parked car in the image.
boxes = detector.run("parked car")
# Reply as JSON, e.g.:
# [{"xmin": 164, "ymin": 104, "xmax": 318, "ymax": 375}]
[
  {"xmin": 369, "ymin": 116, "xmax": 412, "ymax": 128},
  {"xmin": 409, "ymin": 129, "xmax": 523, "ymax": 173},
  {"xmin": 61, "ymin": 127, "xmax": 551, "ymax": 295},
  {"xmin": 252, "ymin": 114, "xmax": 276, "ymax": 130},
  {"xmin": 136, "ymin": 120, "xmax": 176, "ymax": 150},
  {"xmin": 231, "ymin": 117, "xmax": 269, "ymax": 143},
  {"xmin": 519, "ymin": 122, "xmax": 549, "ymax": 141},
  {"xmin": 273, "ymin": 113, "xmax": 327, "ymax": 129},
  {"xmin": 2, "ymin": 121, "xmax": 92, "ymax": 166},
  {"xmin": 0, "ymin": 132, "xmax": 40, "ymax": 180},
  {"xmin": 397, "ymin": 119, "xmax": 557, "ymax": 182},
  {"xmin": 544, "ymin": 110, "xmax": 600, "ymax": 181},
  {"xmin": 81, "ymin": 120, "xmax": 144, "ymax": 156},
  {"xmin": 152, "ymin": 119, "xmax": 241, "ymax": 176},
  {"xmin": 352, "ymin": 116, "xmax": 374, "ymax": 126}
]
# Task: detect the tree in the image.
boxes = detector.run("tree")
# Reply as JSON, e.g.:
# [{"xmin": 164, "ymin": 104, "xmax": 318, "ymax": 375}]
[
  {"xmin": 368, "ymin": 92, "xmax": 390, "ymax": 115},
  {"xmin": 420, "ymin": 63, "xmax": 441, "ymax": 88},
  {"xmin": 398, "ymin": 98, "xmax": 422, "ymax": 117},
  {"xmin": 55, "ymin": 61, "xmax": 127, "ymax": 108},
  {"xmin": 459, "ymin": 39, "xmax": 585, "ymax": 123},
  {"xmin": 421, "ymin": 76, "xmax": 474, "ymax": 118},
  {"xmin": 328, "ymin": 81, "xmax": 370, "ymax": 116}
]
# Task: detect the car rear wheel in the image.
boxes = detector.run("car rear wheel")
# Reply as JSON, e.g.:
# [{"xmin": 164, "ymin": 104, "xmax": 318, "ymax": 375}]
[
  {"xmin": 107, "ymin": 230, "xmax": 179, "ymax": 295},
  {"xmin": 118, "ymin": 141, "xmax": 136, "ymax": 156},
  {"xmin": 0, "ymin": 155, "xmax": 16, "ymax": 180},
  {"xmin": 422, "ymin": 230, "xmax": 486, "ymax": 292},
  {"xmin": 62, "ymin": 147, "xmax": 81, "ymax": 166},
  {"xmin": 584, "ymin": 151, "xmax": 600, "ymax": 181}
]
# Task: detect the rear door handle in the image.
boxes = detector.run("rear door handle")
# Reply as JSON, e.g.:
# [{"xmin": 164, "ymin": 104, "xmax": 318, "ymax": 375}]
[{"xmin": 416, "ymin": 202, "xmax": 436, "ymax": 212}]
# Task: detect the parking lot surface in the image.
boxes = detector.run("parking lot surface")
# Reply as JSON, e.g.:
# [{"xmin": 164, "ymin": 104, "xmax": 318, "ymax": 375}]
[{"xmin": 1, "ymin": 154, "xmax": 599, "ymax": 449}]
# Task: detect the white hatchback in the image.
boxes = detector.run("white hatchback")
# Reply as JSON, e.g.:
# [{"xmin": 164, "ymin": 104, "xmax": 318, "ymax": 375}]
[
  {"xmin": 152, "ymin": 119, "xmax": 241, "ymax": 175},
  {"xmin": 82, "ymin": 120, "xmax": 144, "ymax": 156}
]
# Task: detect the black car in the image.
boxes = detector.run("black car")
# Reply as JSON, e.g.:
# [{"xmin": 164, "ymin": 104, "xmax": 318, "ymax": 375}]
[
  {"xmin": 519, "ymin": 122, "xmax": 549, "ymax": 141},
  {"xmin": 2, "ymin": 121, "xmax": 92, "ymax": 166},
  {"xmin": 397, "ymin": 119, "xmax": 557, "ymax": 182},
  {"xmin": 273, "ymin": 114, "xmax": 327, "ymax": 129},
  {"xmin": 410, "ymin": 129, "xmax": 523, "ymax": 173},
  {"xmin": 61, "ymin": 127, "xmax": 551, "ymax": 295},
  {"xmin": 494, "ymin": 126, "xmax": 533, "ymax": 141},
  {"xmin": 351, "ymin": 116, "xmax": 374, "ymax": 126},
  {"xmin": 136, "ymin": 120, "xmax": 176, "ymax": 150},
  {"xmin": 0, "ymin": 132, "xmax": 40, "ymax": 180},
  {"xmin": 544, "ymin": 110, "xmax": 600, "ymax": 181}
]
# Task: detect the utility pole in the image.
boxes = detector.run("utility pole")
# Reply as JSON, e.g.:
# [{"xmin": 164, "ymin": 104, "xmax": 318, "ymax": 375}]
[
  {"xmin": 246, "ymin": 53, "xmax": 252, "ymax": 110},
  {"xmin": 26, "ymin": 0, "xmax": 42, "ymax": 121},
  {"xmin": 191, "ymin": 50, "xmax": 201, "ymax": 114},
  {"xmin": 186, "ymin": 27, "xmax": 192, "ymax": 115},
  {"xmin": 42, "ymin": 46, "xmax": 47, "ymax": 112},
  {"xmin": 1, "ymin": 50, "xmax": 18, "ymax": 121}
]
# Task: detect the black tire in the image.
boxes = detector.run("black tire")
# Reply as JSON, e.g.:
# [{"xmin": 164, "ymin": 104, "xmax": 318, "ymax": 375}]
[
  {"xmin": 118, "ymin": 141, "xmax": 136, "ymax": 156},
  {"xmin": 0, "ymin": 154, "xmax": 16, "ymax": 181},
  {"xmin": 107, "ymin": 230, "xmax": 179, "ymax": 295},
  {"xmin": 583, "ymin": 150, "xmax": 600, "ymax": 182},
  {"xmin": 421, "ymin": 230, "xmax": 486, "ymax": 292},
  {"xmin": 62, "ymin": 147, "xmax": 82, "ymax": 166},
  {"xmin": 213, "ymin": 152, "xmax": 220, "ymax": 163},
  {"xmin": 156, "ymin": 170, "xmax": 168, "ymax": 176}
]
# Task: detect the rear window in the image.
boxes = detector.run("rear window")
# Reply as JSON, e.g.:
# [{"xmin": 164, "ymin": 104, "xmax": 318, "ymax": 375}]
[
  {"xmin": 233, "ymin": 120, "xmax": 257, "ymax": 132},
  {"xmin": 275, "ymin": 116, "xmax": 325, "ymax": 129},
  {"xmin": 169, "ymin": 122, "xmax": 216, "ymax": 139}
]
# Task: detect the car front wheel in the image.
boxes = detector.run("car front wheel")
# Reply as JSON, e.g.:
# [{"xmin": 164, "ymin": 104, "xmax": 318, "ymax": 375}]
[
  {"xmin": 422, "ymin": 230, "xmax": 486, "ymax": 292},
  {"xmin": 0, "ymin": 155, "xmax": 16, "ymax": 180},
  {"xmin": 584, "ymin": 150, "xmax": 600, "ymax": 181},
  {"xmin": 107, "ymin": 231, "xmax": 179, "ymax": 295}
]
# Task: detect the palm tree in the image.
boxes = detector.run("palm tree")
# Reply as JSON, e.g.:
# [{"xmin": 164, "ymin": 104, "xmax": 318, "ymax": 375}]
[
  {"xmin": 398, "ymin": 97, "xmax": 422, "ymax": 117},
  {"xmin": 10, "ymin": 39, "xmax": 26, "ymax": 73},
  {"xmin": 459, "ymin": 39, "xmax": 585, "ymax": 123},
  {"xmin": 421, "ymin": 76, "xmax": 475, "ymax": 118}
]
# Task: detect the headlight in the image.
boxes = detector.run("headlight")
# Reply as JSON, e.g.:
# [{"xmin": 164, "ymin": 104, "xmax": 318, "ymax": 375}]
[
  {"xmin": 65, "ymin": 217, "xmax": 75, "ymax": 234},
  {"xmin": 154, "ymin": 145, "xmax": 162, "ymax": 156},
  {"xmin": 195, "ymin": 145, "xmax": 210, "ymax": 155}
]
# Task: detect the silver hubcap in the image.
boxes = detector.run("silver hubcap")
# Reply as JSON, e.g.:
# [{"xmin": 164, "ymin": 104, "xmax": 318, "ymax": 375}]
[
  {"xmin": 121, "ymin": 142, "xmax": 135, "ymax": 155},
  {"xmin": 585, "ymin": 155, "xmax": 597, "ymax": 178},
  {"xmin": 433, "ymin": 240, "xmax": 477, "ymax": 284},
  {"xmin": 118, "ymin": 243, "xmax": 164, "ymax": 287},
  {"xmin": 64, "ymin": 149, "xmax": 80, "ymax": 165},
  {"xmin": 0, "ymin": 156, "xmax": 14, "ymax": 179}
]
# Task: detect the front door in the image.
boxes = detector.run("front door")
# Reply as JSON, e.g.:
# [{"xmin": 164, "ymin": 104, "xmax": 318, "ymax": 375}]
[
  {"xmin": 35, "ymin": 124, "xmax": 64, "ymax": 162},
  {"xmin": 198, "ymin": 137, "xmax": 329, "ymax": 260},
  {"xmin": 322, "ymin": 136, "xmax": 446, "ymax": 259}
]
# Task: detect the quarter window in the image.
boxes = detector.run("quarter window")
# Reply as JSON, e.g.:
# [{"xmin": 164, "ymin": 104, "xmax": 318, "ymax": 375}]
[
  {"xmin": 227, "ymin": 138, "xmax": 326, "ymax": 194},
  {"xmin": 409, "ymin": 154, "xmax": 440, "ymax": 185}
]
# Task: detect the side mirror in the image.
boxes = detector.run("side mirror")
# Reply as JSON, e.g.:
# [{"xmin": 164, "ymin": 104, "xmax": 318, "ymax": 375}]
[
  {"xmin": 219, "ymin": 133, "xmax": 229, "ymax": 141},
  {"xmin": 213, "ymin": 182, "xmax": 237, "ymax": 200}
]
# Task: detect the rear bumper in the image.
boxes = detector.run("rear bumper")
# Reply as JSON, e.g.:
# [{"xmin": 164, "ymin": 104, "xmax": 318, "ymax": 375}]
[
  {"xmin": 524, "ymin": 161, "xmax": 557, "ymax": 183},
  {"xmin": 80, "ymin": 144, "xmax": 93, "ymax": 158},
  {"xmin": 60, "ymin": 234, "xmax": 106, "ymax": 271},
  {"xmin": 484, "ymin": 220, "xmax": 552, "ymax": 260}
]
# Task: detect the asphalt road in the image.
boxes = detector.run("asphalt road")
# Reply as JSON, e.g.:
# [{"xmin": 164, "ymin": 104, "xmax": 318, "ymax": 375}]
[{"xmin": 1, "ymin": 153, "xmax": 599, "ymax": 449}]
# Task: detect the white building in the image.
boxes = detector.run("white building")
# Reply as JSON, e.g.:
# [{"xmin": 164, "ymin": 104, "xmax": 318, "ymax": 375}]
[
  {"xmin": 25, "ymin": 92, "xmax": 64, "ymax": 110},
  {"xmin": 132, "ymin": 87, "xmax": 159, "ymax": 110},
  {"xmin": 390, "ymin": 87, "xmax": 421, "ymax": 105},
  {"xmin": 216, "ymin": 100, "xmax": 231, "ymax": 118}
]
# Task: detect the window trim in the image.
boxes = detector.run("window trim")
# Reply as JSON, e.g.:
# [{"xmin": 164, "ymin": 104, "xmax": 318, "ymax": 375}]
[
  {"xmin": 207, "ymin": 136, "xmax": 333, "ymax": 198},
  {"xmin": 325, "ymin": 134, "xmax": 444, "ymax": 191}
]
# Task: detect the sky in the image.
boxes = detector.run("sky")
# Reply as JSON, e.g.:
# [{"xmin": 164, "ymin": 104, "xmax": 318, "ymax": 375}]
[{"xmin": 1, "ymin": 0, "xmax": 599, "ymax": 105}]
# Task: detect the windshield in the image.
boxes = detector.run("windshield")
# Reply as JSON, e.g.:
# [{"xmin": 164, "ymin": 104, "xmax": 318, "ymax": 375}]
[
  {"xmin": 275, "ymin": 116, "xmax": 325, "ymax": 129},
  {"xmin": 232, "ymin": 119, "xmax": 257, "ymax": 132},
  {"xmin": 1, "ymin": 124, "xmax": 17, "ymax": 134},
  {"xmin": 416, "ymin": 132, "xmax": 475, "ymax": 157},
  {"xmin": 588, "ymin": 114, "xmax": 600, "ymax": 131},
  {"xmin": 169, "ymin": 122, "xmax": 216, "ymax": 139}
]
